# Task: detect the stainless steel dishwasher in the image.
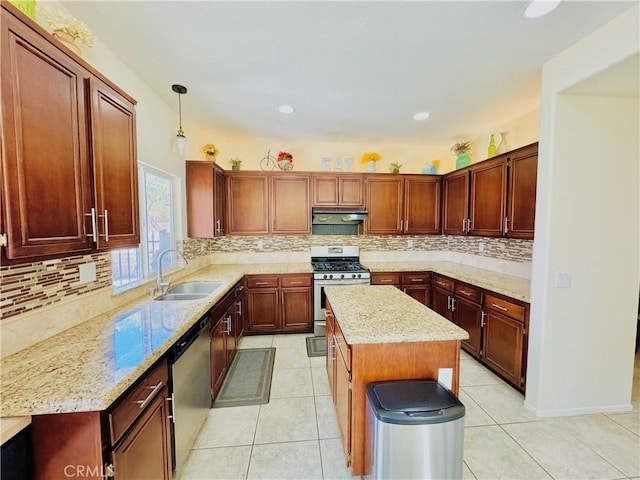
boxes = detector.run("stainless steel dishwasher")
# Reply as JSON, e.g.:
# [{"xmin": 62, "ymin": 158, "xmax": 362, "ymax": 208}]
[{"xmin": 169, "ymin": 315, "xmax": 211, "ymax": 474}]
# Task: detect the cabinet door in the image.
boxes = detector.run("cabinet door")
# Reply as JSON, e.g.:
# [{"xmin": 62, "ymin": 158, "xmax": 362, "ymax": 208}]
[
  {"xmin": 313, "ymin": 175, "xmax": 339, "ymax": 205},
  {"xmin": 339, "ymin": 175, "xmax": 364, "ymax": 206},
  {"xmin": 454, "ymin": 296, "xmax": 483, "ymax": 356},
  {"xmin": 246, "ymin": 288, "xmax": 279, "ymax": 332},
  {"xmin": 210, "ymin": 318, "xmax": 228, "ymax": 398},
  {"xmin": 112, "ymin": 387, "xmax": 172, "ymax": 480},
  {"xmin": 468, "ymin": 157, "xmax": 506, "ymax": 237},
  {"xmin": 507, "ymin": 144, "xmax": 537, "ymax": 239},
  {"xmin": 281, "ymin": 287, "xmax": 313, "ymax": 332},
  {"xmin": 186, "ymin": 161, "xmax": 214, "ymax": 237},
  {"xmin": 442, "ymin": 171, "xmax": 469, "ymax": 235},
  {"xmin": 365, "ymin": 176, "xmax": 403, "ymax": 234},
  {"xmin": 403, "ymin": 286, "xmax": 430, "ymax": 306},
  {"xmin": 404, "ymin": 177, "xmax": 441, "ymax": 234},
  {"xmin": 482, "ymin": 310, "xmax": 524, "ymax": 387},
  {"xmin": 334, "ymin": 349, "xmax": 352, "ymax": 461},
  {"xmin": 431, "ymin": 287, "xmax": 453, "ymax": 321},
  {"xmin": 214, "ymin": 166, "xmax": 226, "ymax": 236},
  {"xmin": 271, "ymin": 174, "xmax": 311, "ymax": 234},
  {"xmin": 1, "ymin": 13, "xmax": 93, "ymax": 259},
  {"xmin": 90, "ymin": 78, "xmax": 139, "ymax": 250},
  {"xmin": 227, "ymin": 174, "xmax": 269, "ymax": 234}
]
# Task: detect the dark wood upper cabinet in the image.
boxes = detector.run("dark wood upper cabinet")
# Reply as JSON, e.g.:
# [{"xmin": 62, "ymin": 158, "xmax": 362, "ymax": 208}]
[
  {"xmin": 468, "ymin": 156, "xmax": 507, "ymax": 237},
  {"xmin": 1, "ymin": 3, "xmax": 139, "ymax": 261},
  {"xmin": 443, "ymin": 170, "xmax": 469, "ymax": 236},
  {"xmin": 312, "ymin": 173, "xmax": 364, "ymax": 206},
  {"xmin": 89, "ymin": 79, "xmax": 139, "ymax": 249},
  {"xmin": 404, "ymin": 176, "xmax": 441, "ymax": 234},
  {"xmin": 227, "ymin": 173, "xmax": 269, "ymax": 235},
  {"xmin": 506, "ymin": 144, "xmax": 538, "ymax": 239},
  {"xmin": 186, "ymin": 161, "xmax": 226, "ymax": 237},
  {"xmin": 365, "ymin": 176, "xmax": 404, "ymax": 234},
  {"xmin": 271, "ymin": 174, "xmax": 311, "ymax": 234}
]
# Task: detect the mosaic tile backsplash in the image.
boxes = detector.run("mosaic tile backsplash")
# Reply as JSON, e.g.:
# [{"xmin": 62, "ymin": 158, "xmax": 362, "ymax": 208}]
[{"xmin": 0, "ymin": 235, "xmax": 531, "ymax": 321}]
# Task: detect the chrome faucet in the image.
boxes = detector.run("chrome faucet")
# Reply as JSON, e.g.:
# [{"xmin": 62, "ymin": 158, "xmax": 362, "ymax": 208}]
[{"xmin": 156, "ymin": 248, "xmax": 188, "ymax": 293}]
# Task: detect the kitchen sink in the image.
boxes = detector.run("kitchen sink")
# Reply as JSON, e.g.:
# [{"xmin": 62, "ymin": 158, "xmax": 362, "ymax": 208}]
[
  {"xmin": 167, "ymin": 281, "xmax": 224, "ymax": 294},
  {"xmin": 155, "ymin": 292, "xmax": 210, "ymax": 301}
]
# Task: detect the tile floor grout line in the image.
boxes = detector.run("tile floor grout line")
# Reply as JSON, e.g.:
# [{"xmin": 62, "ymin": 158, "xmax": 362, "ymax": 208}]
[{"xmin": 496, "ymin": 422, "xmax": 557, "ymax": 480}]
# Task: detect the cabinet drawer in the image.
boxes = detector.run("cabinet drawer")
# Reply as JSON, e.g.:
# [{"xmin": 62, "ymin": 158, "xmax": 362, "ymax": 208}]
[
  {"xmin": 246, "ymin": 276, "xmax": 279, "ymax": 288},
  {"xmin": 484, "ymin": 293, "xmax": 525, "ymax": 322},
  {"xmin": 280, "ymin": 274, "xmax": 312, "ymax": 287},
  {"xmin": 371, "ymin": 273, "xmax": 401, "ymax": 286},
  {"xmin": 402, "ymin": 272, "xmax": 431, "ymax": 285},
  {"xmin": 433, "ymin": 274, "xmax": 454, "ymax": 292},
  {"xmin": 455, "ymin": 283, "xmax": 482, "ymax": 304},
  {"xmin": 334, "ymin": 321, "xmax": 351, "ymax": 371},
  {"xmin": 109, "ymin": 358, "xmax": 169, "ymax": 445}
]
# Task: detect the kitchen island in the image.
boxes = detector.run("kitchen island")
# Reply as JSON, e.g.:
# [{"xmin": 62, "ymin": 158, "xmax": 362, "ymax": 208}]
[{"xmin": 324, "ymin": 284, "xmax": 468, "ymax": 477}]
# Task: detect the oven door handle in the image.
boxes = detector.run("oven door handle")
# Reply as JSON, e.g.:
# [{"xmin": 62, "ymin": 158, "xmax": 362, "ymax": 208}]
[{"xmin": 314, "ymin": 279, "xmax": 370, "ymax": 286}]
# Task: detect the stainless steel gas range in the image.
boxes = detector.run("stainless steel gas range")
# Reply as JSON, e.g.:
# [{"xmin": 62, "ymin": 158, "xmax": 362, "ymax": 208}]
[{"xmin": 311, "ymin": 246, "xmax": 371, "ymax": 336}]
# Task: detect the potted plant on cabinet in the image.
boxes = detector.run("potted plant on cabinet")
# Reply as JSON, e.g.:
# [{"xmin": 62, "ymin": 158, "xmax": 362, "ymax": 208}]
[
  {"xmin": 229, "ymin": 158, "xmax": 242, "ymax": 171},
  {"xmin": 451, "ymin": 140, "xmax": 472, "ymax": 169}
]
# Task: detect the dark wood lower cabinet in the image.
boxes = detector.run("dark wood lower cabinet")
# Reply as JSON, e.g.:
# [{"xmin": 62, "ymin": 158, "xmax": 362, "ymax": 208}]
[
  {"xmin": 246, "ymin": 288, "xmax": 279, "ymax": 332},
  {"xmin": 431, "ymin": 286, "xmax": 454, "ymax": 321},
  {"xmin": 210, "ymin": 317, "xmax": 228, "ymax": 397},
  {"xmin": 454, "ymin": 296, "xmax": 483, "ymax": 357},
  {"xmin": 482, "ymin": 310, "xmax": 524, "ymax": 387}
]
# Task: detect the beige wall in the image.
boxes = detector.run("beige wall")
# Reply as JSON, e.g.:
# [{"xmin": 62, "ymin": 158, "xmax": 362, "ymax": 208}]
[{"xmin": 527, "ymin": 5, "xmax": 639, "ymax": 416}]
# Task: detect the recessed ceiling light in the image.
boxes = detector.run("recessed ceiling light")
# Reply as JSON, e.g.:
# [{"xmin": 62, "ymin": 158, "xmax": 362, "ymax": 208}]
[
  {"xmin": 278, "ymin": 105, "xmax": 295, "ymax": 114},
  {"xmin": 523, "ymin": 0, "xmax": 561, "ymax": 19},
  {"xmin": 413, "ymin": 111, "xmax": 430, "ymax": 121}
]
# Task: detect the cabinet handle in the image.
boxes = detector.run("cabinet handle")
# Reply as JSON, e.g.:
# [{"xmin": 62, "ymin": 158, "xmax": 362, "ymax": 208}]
[
  {"xmin": 462, "ymin": 219, "xmax": 466, "ymax": 233},
  {"xmin": 236, "ymin": 301, "xmax": 242, "ymax": 315},
  {"xmin": 459, "ymin": 289, "xmax": 471, "ymax": 296},
  {"xmin": 447, "ymin": 296, "xmax": 452, "ymax": 310},
  {"xmin": 97, "ymin": 209, "xmax": 109, "ymax": 241},
  {"xmin": 504, "ymin": 216, "xmax": 509, "ymax": 235},
  {"xmin": 410, "ymin": 278, "xmax": 424, "ymax": 283},
  {"xmin": 225, "ymin": 315, "xmax": 232, "ymax": 334},
  {"xmin": 380, "ymin": 279, "xmax": 393, "ymax": 283},
  {"xmin": 467, "ymin": 218, "xmax": 471, "ymax": 233},
  {"xmin": 491, "ymin": 303, "xmax": 508, "ymax": 312},
  {"xmin": 451, "ymin": 297, "xmax": 456, "ymax": 312},
  {"xmin": 216, "ymin": 218, "xmax": 221, "ymax": 233},
  {"xmin": 405, "ymin": 220, "xmax": 409, "ymax": 231},
  {"xmin": 167, "ymin": 393, "xmax": 175, "ymax": 424},
  {"xmin": 85, "ymin": 207, "xmax": 98, "ymax": 242},
  {"xmin": 436, "ymin": 281, "xmax": 446, "ymax": 287},
  {"xmin": 399, "ymin": 219, "xmax": 403, "ymax": 231},
  {"xmin": 481, "ymin": 311, "xmax": 486, "ymax": 328},
  {"xmin": 290, "ymin": 281, "xmax": 303, "ymax": 285},
  {"xmin": 136, "ymin": 381, "xmax": 163, "ymax": 410},
  {"xmin": 255, "ymin": 281, "xmax": 269, "ymax": 285}
]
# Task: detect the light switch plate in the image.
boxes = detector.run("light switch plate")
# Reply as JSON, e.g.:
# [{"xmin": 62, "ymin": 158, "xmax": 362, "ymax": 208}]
[
  {"xmin": 79, "ymin": 262, "xmax": 96, "ymax": 284},
  {"xmin": 438, "ymin": 367, "xmax": 453, "ymax": 390},
  {"xmin": 555, "ymin": 271, "xmax": 571, "ymax": 288}
]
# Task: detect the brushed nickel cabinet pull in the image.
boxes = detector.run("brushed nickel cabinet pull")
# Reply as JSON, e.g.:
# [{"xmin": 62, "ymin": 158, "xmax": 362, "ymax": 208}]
[
  {"xmin": 481, "ymin": 311, "xmax": 486, "ymax": 327},
  {"xmin": 136, "ymin": 381, "xmax": 163, "ymax": 410},
  {"xmin": 459, "ymin": 289, "xmax": 471, "ymax": 296},
  {"xmin": 85, "ymin": 207, "xmax": 98, "ymax": 242},
  {"xmin": 492, "ymin": 303, "xmax": 508, "ymax": 312}
]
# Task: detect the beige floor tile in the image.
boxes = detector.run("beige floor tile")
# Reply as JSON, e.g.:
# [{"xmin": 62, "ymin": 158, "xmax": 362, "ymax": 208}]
[
  {"xmin": 247, "ymin": 440, "xmax": 323, "ymax": 480},
  {"xmin": 273, "ymin": 346, "xmax": 312, "ymax": 370},
  {"xmin": 315, "ymin": 394, "xmax": 340, "ymax": 439},
  {"xmin": 464, "ymin": 425, "xmax": 552, "ymax": 479},
  {"xmin": 194, "ymin": 405, "xmax": 259, "ymax": 448},
  {"xmin": 272, "ymin": 333, "xmax": 312, "ymax": 349},
  {"xmin": 463, "ymin": 461, "xmax": 477, "ymax": 479},
  {"xmin": 606, "ymin": 411, "xmax": 640, "ymax": 435},
  {"xmin": 460, "ymin": 349, "xmax": 473, "ymax": 361},
  {"xmin": 460, "ymin": 359, "xmax": 506, "ymax": 387},
  {"xmin": 312, "ymin": 367, "xmax": 331, "ymax": 396},
  {"xmin": 238, "ymin": 335, "xmax": 273, "ymax": 349},
  {"xmin": 464, "ymin": 384, "xmax": 540, "ymax": 424},
  {"xmin": 310, "ymin": 355, "xmax": 327, "ymax": 368},
  {"xmin": 504, "ymin": 419, "xmax": 626, "ymax": 479},
  {"xmin": 551, "ymin": 414, "xmax": 640, "ymax": 477},
  {"xmin": 459, "ymin": 388, "xmax": 496, "ymax": 427},
  {"xmin": 254, "ymin": 396, "xmax": 318, "ymax": 443},
  {"xmin": 319, "ymin": 438, "xmax": 357, "ymax": 479},
  {"xmin": 270, "ymin": 367, "xmax": 314, "ymax": 399},
  {"xmin": 178, "ymin": 445, "xmax": 251, "ymax": 480}
]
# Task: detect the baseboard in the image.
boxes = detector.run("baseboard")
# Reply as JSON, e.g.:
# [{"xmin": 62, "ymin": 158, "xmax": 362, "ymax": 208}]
[{"xmin": 524, "ymin": 400, "xmax": 634, "ymax": 417}]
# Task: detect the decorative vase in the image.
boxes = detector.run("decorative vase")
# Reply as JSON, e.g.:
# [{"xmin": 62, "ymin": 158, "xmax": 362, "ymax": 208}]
[
  {"xmin": 205, "ymin": 153, "xmax": 217, "ymax": 162},
  {"xmin": 496, "ymin": 131, "xmax": 510, "ymax": 154},
  {"xmin": 278, "ymin": 160, "xmax": 293, "ymax": 171},
  {"xmin": 231, "ymin": 165, "xmax": 240, "ymax": 171},
  {"xmin": 391, "ymin": 168, "xmax": 400, "ymax": 174},
  {"xmin": 456, "ymin": 153, "xmax": 471, "ymax": 169},
  {"xmin": 487, "ymin": 134, "xmax": 497, "ymax": 158},
  {"xmin": 52, "ymin": 29, "xmax": 81, "ymax": 55},
  {"xmin": 366, "ymin": 161, "xmax": 377, "ymax": 173}
]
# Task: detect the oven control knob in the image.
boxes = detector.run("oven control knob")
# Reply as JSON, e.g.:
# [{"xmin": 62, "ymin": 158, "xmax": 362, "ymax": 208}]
[
  {"xmin": 329, "ymin": 274, "xmax": 333, "ymax": 279},
  {"xmin": 356, "ymin": 273, "xmax": 361, "ymax": 278},
  {"xmin": 340, "ymin": 274, "xmax": 345, "ymax": 279},
  {"xmin": 323, "ymin": 274, "xmax": 328, "ymax": 280}
]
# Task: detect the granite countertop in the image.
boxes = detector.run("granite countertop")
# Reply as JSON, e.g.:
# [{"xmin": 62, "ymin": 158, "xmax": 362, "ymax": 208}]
[
  {"xmin": 0, "ymin": 416, "xmax": 31, "ymax": 445},
  {"xmin": 325, "ymin": 285, "xmax": 469, "ymax": 345},
  {"xmin": 0, "ymin": 263, "xmax": 311, "ymax": 418},
  {"xmin": 364, "ymin": 260, "xmax": 530, "ymax": 302}
]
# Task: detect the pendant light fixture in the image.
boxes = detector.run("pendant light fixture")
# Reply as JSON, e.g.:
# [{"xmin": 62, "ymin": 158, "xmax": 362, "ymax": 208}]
[{"xmin": 171, "ymin": 84, "xmax": 188, "ymax": 157}]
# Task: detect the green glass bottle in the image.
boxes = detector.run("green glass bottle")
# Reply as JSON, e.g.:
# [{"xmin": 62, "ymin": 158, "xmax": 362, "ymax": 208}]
[{"xmin": 488, "ymin": 134, "xmax": 497, "ymax": 158}]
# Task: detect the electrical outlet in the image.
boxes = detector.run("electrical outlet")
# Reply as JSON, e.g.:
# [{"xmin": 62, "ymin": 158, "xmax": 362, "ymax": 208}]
[
  {"xmin": 256, "ymin": 240, "xmax": 264, "ymax": 250},
  {"xmin": 407, "ymin": 239, "xmax": 413, "ymax": 248},
  {"xmin": 555, "ymin": 271, "xmax": 571, "ymax": 288},
  {"xmin": 478, "ymin": 242, "xmax": 485, "ymax": 253},
  {"xmin": 438, "ymin": 367, "xmax": 453, "ymax": 390},
  {"xmin": 79, "ymin": 262, "xmax": 96, "ymax": 284}
]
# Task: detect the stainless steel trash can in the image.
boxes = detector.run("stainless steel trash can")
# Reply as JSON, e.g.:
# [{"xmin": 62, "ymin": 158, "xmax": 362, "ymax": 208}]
[{"xmin": 366, "ymin": 379, "xmax": 465, "ymax": 480}]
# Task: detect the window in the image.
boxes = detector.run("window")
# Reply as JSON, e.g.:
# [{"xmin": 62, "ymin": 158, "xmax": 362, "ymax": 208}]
[{"xmin": 111, "ymin": 164, "xmax": 178, "ymax": 291}]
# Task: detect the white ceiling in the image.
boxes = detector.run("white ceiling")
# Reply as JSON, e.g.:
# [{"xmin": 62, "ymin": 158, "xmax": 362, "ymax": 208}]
[{"xmin": 64, "ymin": 0, "xmax": 636, "ymax": 147}]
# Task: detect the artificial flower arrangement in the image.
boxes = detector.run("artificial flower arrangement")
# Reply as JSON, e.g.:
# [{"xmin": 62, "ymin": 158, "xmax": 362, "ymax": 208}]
[
  {"xmin": 277, "ymin": 151, "xmax": 293, "ymax": 164},
  {"xmin": 361, "ymin": 152, "xmax": 381, "ymax": 163},
  {"xmin": 40, "ymin": 7, "xmax": 94, "ymax": 48},
  {"xmin": 450, "ymin": 140, "xmax": 472, "ymax": 156},
  {"xmin": 389, "ymin": 162, "xmax": 403, "ymax": 173},
  {"xmin": 202, "ymin": 143, "xmax": 219, "ymax": 158}
]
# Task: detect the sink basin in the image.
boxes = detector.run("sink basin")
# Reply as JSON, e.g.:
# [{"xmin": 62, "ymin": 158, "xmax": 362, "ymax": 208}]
[
  {"xmin": 166, "ymin": 281, "xmax": 224, "ymax": 294},
  {"xmin": 155, "ymin": 292, "xmax": 210, "ymax": 301}
]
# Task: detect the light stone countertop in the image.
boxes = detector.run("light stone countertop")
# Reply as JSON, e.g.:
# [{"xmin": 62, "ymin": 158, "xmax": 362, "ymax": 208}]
[
  {"xmin": 325, "ymin": 285, "xmax": 469, "ymax": 344},
  {"xmin": 364, "ymin": 260, "xmax": 530, "ymax": 302},
  {"xmin": 0, "ymin": 416, "xmax": 31, "ymax": 445},
  {"xmin": 0, "ymin": 263, "xmax": 311, "ymax": 417}
]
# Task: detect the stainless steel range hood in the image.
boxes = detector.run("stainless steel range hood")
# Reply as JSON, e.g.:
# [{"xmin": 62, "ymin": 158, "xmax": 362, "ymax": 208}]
[{"xmin": 312, "ymin": 207, "xmax": 368, "ymax": 235}]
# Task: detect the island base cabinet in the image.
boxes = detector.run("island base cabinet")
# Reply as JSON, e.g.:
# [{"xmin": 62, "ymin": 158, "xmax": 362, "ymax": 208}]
[
  {"xmin": 482, "ymin": 310, "xmax": 524, "ymax": 387},
  {"xmin": 334, "ymin": 349, "xmax": 352, "ymax": 461}
]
